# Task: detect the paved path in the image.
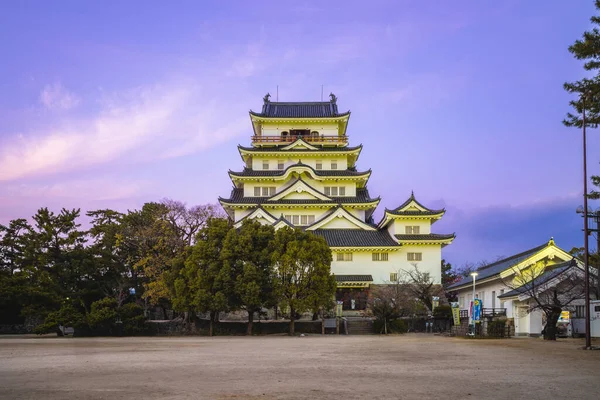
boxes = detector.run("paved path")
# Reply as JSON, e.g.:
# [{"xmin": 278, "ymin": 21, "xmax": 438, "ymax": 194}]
[{"xmin": 0, "ymin": 334, "xmax": 599, "ymax": 399}]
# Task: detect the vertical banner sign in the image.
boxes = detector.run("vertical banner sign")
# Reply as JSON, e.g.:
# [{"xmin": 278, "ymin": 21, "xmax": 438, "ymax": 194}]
[
  {"xmin": 432, "ymin": 296, "xmax": 440, "ymax": 313},
  {"xmin": 336, "ymin": 301, "xmax": 343, "ymax": 317},
  {"xmin": 451, "ymin": 302, "xmax": 461, "ymax": 326},
  {"xmin": 473, "ymin": 299, "xmax": 482, "ymax": 323}
]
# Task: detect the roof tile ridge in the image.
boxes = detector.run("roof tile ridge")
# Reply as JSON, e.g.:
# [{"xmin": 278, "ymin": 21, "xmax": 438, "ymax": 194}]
[{"xmin": 476, "ymin": 242, "xmax": 549, "ymax": 272}]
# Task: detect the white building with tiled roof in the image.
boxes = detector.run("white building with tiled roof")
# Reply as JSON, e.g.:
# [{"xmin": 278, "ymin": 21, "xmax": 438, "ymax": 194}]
[
  {"xmin": 447, "ymin": 239, "xmax": 584, "ymax": 336},
  {"xmin": 219, "ymin": 94, "xmax": 455, "ymax": 310}
]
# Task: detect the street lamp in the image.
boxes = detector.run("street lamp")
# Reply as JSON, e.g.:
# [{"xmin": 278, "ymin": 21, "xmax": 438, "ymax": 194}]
[{"xmin": 468, "ymin": 272, "xmax": 478, "ymax": 335}]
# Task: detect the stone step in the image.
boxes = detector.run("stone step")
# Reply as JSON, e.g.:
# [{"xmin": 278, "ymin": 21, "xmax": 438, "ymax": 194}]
[{"xmin": 347, "ymin": 320, "xmax": 374, "ymax": 335}]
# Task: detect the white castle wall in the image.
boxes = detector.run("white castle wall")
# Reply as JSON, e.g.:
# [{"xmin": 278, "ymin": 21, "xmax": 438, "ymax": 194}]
[{"xmin": 330, "ymin": 245, "xmax": 442, "ymax": 284}]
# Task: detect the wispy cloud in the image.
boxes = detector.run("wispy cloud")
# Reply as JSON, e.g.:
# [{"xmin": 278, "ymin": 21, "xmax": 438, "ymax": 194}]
[
  {"xmin": 0, "ymin": 81, "xmax": 253, "ymax": 182},
  {"xmin": 2, "ymin": 177, "xmax": 148, "ymax": 201},
  {"xmin": 39, "ymin": 82, "xmax": 80, "ymax": 111}
]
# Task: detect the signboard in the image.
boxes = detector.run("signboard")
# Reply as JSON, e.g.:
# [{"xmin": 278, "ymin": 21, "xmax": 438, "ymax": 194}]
[
  {"xmin": 336, "ymin": 301, "xmax": 343, "ymax": 317},
  {"xmin": 472, "ymin": 299, "xmax": 482, "ymax": 323},
  {"xmin": 559, "ymin": 311, "xmax": 570, "ymax": 322},
  {"xmin": 432, "ymin": 296, "xmax": 440, "ymax": 313},
  {"xmin": 450, "ymin": 302, "xmax": 461, "ymax": 326}
]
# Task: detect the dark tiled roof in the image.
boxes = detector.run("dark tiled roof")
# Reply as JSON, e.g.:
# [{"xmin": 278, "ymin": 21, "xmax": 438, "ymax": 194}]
[
  {"xmin": 313, "ymin": 229, "xmax": 400, "ymax": 247},
  {"xmin": 447, "ymin": 242, "xmax": 550, "ymax": 289},
  {"xmin": 229, "ymin": 163, "xmax": 370, "ymax": 178},
  {"xmin": 250, "ymin": 101, "xmax": 349, "ymax": 118},
  {"xmin": 386, "ymin": 210, "xmax": 445, "ymax": 216},
  {"xmin": 238, "ymin": 144, "xmax": 362, "ymax": 153},
  {"xmin": 220, "ymin": 188, "xmax": 379, "ymax": 205},
  {"xmin": 395, "ymin": 233, "xmax": 455, "ymax": 241},
  {"xmin": 498, "ymin": 261, "xmax": 576, "ymax": 298},
  {"xmin": 335, "ymin": 274, "xmax": 373, "ymax": 282},
  {"xmin": 385, "ymin": 192, "xmax": 445, "ymax": 215}
]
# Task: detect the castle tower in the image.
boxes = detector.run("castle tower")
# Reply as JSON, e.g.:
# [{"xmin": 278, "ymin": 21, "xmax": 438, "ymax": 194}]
[{"xmin": 219, "ymin": 94, "xmax": 454, "ymax": 310}]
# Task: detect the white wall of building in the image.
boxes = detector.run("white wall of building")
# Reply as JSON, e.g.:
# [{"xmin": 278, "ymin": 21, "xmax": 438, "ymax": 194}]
[
  {"xmin": 455, "ymin": 279, "xmax": 513, "ymax": 317},
  {"xmin": 251, "ymin": 157, "xmax": 348, "ymax": 171},
  {"xmin": 330, "ymin": 245, "xmax": 443, "ymax": 284},
  {"xmin": 393, "ymin": 220, "xmax": 432, "ymax": 234},
  {"xmin": 244, "ymin": 176, "xmax": 357, "ymax": 198}
]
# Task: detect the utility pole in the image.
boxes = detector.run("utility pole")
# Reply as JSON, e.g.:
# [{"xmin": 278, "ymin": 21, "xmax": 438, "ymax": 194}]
[{"xmin": 582, "ymin": 93, "xmax": 592, "ymax": 349}]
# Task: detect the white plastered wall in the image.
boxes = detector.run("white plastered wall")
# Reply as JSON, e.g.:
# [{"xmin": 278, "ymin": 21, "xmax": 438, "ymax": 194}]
[{"xmin": 330, "ymin": 245, "xmax": 443, "ymax": 284}]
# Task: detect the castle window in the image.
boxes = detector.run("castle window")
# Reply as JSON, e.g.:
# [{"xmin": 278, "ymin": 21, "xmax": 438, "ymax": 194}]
[
  {"xmin": 278, "ymin": 161, "xmax": 284, "ymax": 170},
  {"xmin": 407, "ymin": 252, "xmax": 422, "ymax": 261},
  {"xmin": 336, "ymin": 252, "xmax": 353, "ymax": 261},
  {"xmin": 284, "ymin": 214, "xmax": 315, "ymax": 226},
  {"xmin": 324, "ymin": 186, "xmax": 345, "ymax": 196},
  {"xmin": 372, "ymin": 252, "xmax": 389, "ymax": 261},
  {"xmin": 316, "ymin": 160, "xmax": 322, "ymax": 170},
  {"xmin": 405, "ymin": 226, "xmax": 420, "ymax": 234},
  {"xmin": 331, "ymin": 161, "xmax": 338, "ymax": 170},
  {"xmin": 263, "ymin": 160, "xmax": 269, "ymax": 170},
  {"xmin": 255, "ymin": 187, "xmax": 275, "ymax": 197},
  {"xmin": 390, "ymin": 272, "xmax": 398, "ymax": 282}
]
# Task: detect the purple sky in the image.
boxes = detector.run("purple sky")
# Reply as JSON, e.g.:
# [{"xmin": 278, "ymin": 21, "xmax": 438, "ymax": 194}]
[{"xmin": 1, "ymin": 0, "xmax": 599, "ymax": 267}]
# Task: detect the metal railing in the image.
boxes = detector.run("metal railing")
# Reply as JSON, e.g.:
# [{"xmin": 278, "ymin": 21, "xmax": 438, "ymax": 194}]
[
  {"xmin": 251, "ymin": 135, "xmax": 348, "ymax": 144},
  {"xmin": 459, "ymin": 308, "xmax": 506, "ymax": 319}
]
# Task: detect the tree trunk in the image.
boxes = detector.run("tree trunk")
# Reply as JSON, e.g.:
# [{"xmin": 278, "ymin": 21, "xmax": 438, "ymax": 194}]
[
  {"xmin": 247, "ymin": 311, "xmax": 254, "ymax": 335},
  {"xmin": 209, "ymin": 311, "xmax": 215, "ymax": 337},
  {"xmin": 544, "ymin": 309, "xmax": 561, "ymax": 340},
  {"xmin": 312, "ymin": 311, "xmax": 319, "ymax": 321},
  {"xmin": 289, "ymin": 307, "xmax": 295, "ymax": 336}
]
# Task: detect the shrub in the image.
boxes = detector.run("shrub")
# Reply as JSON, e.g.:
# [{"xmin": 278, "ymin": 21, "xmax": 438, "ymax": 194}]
[
  {"xmin": 487, "ymin": 320, "xmax": 506, "ymax": 338},
  {"xmin": 374, "ymin": 318, "xmax": 408, "ymax": 334},
  {"xmin": 120, "ymin": 303, "xmax": 147, "ymax": 335},
  {"xmin": 87, "ymin": 298, "xmax": 119, "ymax": 335},
  {"xmin": 433, "ymin": 305, "xmax": 452, "ymax": 319},
  {"xmin": 34, "ymin": 303, "xmax": 86, "ymax": 335}
]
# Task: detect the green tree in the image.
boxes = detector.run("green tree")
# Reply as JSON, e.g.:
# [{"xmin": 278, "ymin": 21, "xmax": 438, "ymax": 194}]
[
  {"xmin": 119, "ymin": 201, "xmax": 222, "ymax": 316},
  {"xmin": 179, "ymin": 217, "xmax": 232, "ymax": 336},
  {"xmin": 441, "ymin": 259, "xmax": 459, "ymax": 303},
  {"xmin": 270, "ymin": 227, "xmax": 335, "ymax": 335},
  {"xmin": 22, "ymin": 208, "xmax": 89, "ymax": 322},
  {"xmin": 221, "ymin": 220, "xmax": 276, "ymax": 335},
  {"xmin": 564, "ymin": 0, "xmax": 600, "ymax": 195},
  {"xmin": 0, "ymin": 219, "xmax": 33, "ymax": 324}
]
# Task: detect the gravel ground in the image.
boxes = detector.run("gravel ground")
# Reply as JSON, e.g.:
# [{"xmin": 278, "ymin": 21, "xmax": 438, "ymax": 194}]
[{"xmin": 0, "ymin": 334, "xmax": 599, "ymax": 400}]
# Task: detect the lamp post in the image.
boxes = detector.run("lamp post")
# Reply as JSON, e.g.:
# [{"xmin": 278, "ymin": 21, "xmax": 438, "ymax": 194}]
[{"xmin": 469, "ymin": 272, "xmax": 478, "ymax": 335}]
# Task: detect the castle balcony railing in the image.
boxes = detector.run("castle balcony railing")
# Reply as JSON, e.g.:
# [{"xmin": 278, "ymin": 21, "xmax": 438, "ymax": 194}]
[{"xmin": 251, "ymin": 135, "xmax": 348, "ymax": 144}]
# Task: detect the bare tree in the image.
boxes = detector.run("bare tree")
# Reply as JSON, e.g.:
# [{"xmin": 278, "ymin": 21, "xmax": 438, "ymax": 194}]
[
  {"xmin": 502, "ymin": 259, "xmax": 586, "ymax": 340},
  {"xmin": 367, "ymin": 281, "xmax": 412, "ymax": 334},
  {"xmin": 161, "ymin": 199, "xmax": 226, "ymax": 247},
  {"xmin": 400, "ymin": 264, "xmax": 444, "ymax": 312}
]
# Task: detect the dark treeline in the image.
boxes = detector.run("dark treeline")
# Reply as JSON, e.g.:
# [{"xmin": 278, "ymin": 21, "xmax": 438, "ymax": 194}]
[{"xmin": 0, "ymin": 200, "xmax": 335, "ymax": 336}]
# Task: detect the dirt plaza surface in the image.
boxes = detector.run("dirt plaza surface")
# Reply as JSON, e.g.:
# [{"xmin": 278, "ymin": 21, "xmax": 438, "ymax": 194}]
[{"xmin": 0, "ymin": 334, "xmax": 599, "ymax": 400}]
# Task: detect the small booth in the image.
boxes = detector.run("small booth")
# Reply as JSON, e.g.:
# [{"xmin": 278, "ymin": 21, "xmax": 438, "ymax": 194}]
[{"xmin": 335, "ymin": 275, "xmax": 372, "ymax": 312}]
